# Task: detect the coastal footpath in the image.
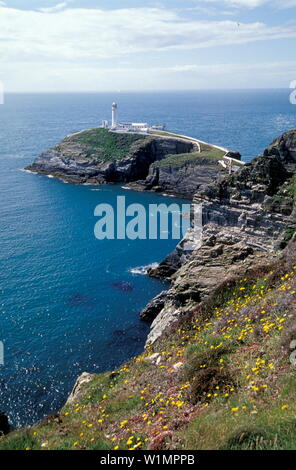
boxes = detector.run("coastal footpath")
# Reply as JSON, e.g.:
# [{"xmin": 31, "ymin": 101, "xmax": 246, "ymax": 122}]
[
  {"xmin": 1, "ymin": 129, "xmax": 296, "ymax": 450},
  {"xmin": 26, "ymin": 128, "xmax": 242, "ymax": 198}
]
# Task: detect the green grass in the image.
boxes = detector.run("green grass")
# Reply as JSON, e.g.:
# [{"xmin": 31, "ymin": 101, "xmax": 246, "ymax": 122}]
[
  {"xmin": 181, "ymin": 402, "xmax": 296, "ymax": 450},
  {"xmin": 0, "ymin": 431, "xmax": 40, "ymax": 451},
  {"xmin": 69, "ymin": 128, "xmax": 149, "ymax": 162},
  {"xmin": 152, "ymin": 149, "xmax": 224, "ymax": 169},
  {"xmin": 65, "ymin": 128, "xmax": 227, "ymax": 169},
  {"xmin": 1, "ymin": 257, "xmax": 295, "ymax": 450}
]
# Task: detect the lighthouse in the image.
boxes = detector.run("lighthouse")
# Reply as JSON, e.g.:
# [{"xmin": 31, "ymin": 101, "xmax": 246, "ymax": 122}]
[{"xmin": 112, "ymin": 102, "xmax": 118, "ymax": 128}]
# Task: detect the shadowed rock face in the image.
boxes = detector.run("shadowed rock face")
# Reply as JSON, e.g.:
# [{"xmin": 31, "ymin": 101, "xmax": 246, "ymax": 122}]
[
  {"xmin": 144, "ymin": 131, "xmax": 296, "ymax": 344},
  {"xmin": 264, "ymin": 129, "xmax": 296, "ymax": 164},
  {"xmin": 26, "ymin": 129, "xmax": 196, "ymax": 185},
  {"xmin": 0, "ymin": 412, "xmax": 10, "ymax": 435},
  {"xmin": 128, "ymin": 157, "xmax": 224, "ymax": 198}
]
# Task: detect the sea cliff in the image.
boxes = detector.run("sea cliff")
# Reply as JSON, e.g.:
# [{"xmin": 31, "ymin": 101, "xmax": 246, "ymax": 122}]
[
  {"xmin": 1, "ymin": 130, "xmax": 296, "ymax": 450},
  {"xmin": 25, "ymin": 128, "xmax": 239, "ymax": 198}
]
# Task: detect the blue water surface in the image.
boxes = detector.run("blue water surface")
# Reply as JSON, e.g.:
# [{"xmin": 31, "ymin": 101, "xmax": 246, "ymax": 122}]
[{"xmin": 0, "ymin": 90, "xmax": 296, "ymax": 427}]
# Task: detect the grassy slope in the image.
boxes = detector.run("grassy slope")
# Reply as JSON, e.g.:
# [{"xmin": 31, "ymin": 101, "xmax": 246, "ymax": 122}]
[
  {"xmin": 67, "ymin": 128, "xmax": 149, "ymax": 162},
  {"xmin": 2, "ymin": 253, "xmax": 296, "ymax": 451},
  {"xmin": 65, "ymin": 128, "xmax": 226, "ymax": 168},
  {"xmin": 152, "ymin": 143, "xmax": 225, "ymax": 170}
]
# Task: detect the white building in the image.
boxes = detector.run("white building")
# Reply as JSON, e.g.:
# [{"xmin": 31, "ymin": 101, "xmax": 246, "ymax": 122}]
[
  {"xmin": 111, "ymin": 102, "xmax": 118, "ymax": 128},
  {"xmin": 101, "ymin": 103, "xmax": 165, "ymax": 133}
]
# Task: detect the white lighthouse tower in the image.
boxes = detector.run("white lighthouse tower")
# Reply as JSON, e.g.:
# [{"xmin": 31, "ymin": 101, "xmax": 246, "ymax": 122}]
[{"xmin": 111, "ymin": 102, "xmax": 118, "ymax": 128}]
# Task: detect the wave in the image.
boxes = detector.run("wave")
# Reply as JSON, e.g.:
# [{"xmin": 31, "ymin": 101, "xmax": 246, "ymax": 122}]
[
  {"xmin": 19, "ymin": 168, "xmax": 34, "ymax": 174},
  {"xmin": 128, "ymin": 262, "xmax": 159, "ymax": 275}
]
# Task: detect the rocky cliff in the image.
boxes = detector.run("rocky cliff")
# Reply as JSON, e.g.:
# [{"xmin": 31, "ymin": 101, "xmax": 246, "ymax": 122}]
[
  {"xmin": 144, "ymin": 132, "xmax": 296, "ymax": 344},
  {"xmin": 264, "ymin": 129, "xmax": 296, "ymax": 164},
  {"xmin": 126, "ymin": 144, "xmax": 241, "ymax": 198},
  {"xmin": 26, "ymin": 128, "xmax": 237, "ymax": 197},
  {"xmin": 3, "ymin": 130, "xmax": 295, "ymax": 451},
  {"xmin": 26, "ymin": 128, "xmax": 197, "ymax": 186}
]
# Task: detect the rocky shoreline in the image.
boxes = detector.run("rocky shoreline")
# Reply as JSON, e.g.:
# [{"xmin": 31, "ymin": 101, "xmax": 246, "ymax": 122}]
[
  {"xmin": 141, "ymin": 130, "xmax": 296, "ymax": 344},
  {"xmin": 26, "ymin": 127, "xmax": 296, "ymax": 349},
  {"xmin": 11, "ymin": 127, "xmax": 295, "ymax": 445},
  {"xmin": 26, "ymin": 128, "xmax": 240, "ymax": 198}
]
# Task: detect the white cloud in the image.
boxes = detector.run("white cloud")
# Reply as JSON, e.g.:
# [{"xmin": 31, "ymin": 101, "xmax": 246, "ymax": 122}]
[
  {"xmin": 3, "ymin": 59, "xmax": 295, "ymax": 92},
  {"xmin": 0, "ymin": 5, "xmax": 295, "ymax": 91},
  {"xmin": 200, "ymin": 0, "xmax": 296, "ymax": 9},
  {"xmin": 0, "ymin": 6, "xmax": 295, "ymax": 63},
  {"xmin": 39, "ymin": 3, "xmax": 68, "ymax": 14}
]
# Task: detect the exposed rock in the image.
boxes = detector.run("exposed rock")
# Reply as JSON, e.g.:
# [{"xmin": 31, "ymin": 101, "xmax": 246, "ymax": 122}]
[
  {"xmin": 147, "ymin": 250, "xmax": 184, "ymax": 279},
  {"xmin": 145, "ymin": 353, "xmax": 162, "ymax": 365},
  {"xmin": 140, "ymin": 291, "xmax": 169, "ymax": 321},
  {"xmin": 26, "ymin": 127, "xmax": 238, "ymax": 197},
  {"xmin": 66, "ymin": 372, "xmax": 95, "ymax": 405},
  {"xmin": 128, "ymin": 156, "xmax": 226, "ymax": 198},
  {"xmin": 0, "ymin": 411, "xmax": 10, "ymax": 435},
  {"xmin": 264, "ymin": 129, "xmax": 296, "ymax": 164},
  {"xmin": 26, "ymin": 129, "xmax": 195, "ymax": 185},
  {"xmin": 225, "ymin": 151, "xmax": 242, "ymax": 161},
  {"xmin": 145, "ymin": 131, "xmax": 296, "ymax": 344}
]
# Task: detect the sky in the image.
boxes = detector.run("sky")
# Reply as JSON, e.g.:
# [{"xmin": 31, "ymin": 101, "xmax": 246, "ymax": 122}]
[{"xmin": 0, "ymin": 0, "xmax": 296, "ymax": 91}]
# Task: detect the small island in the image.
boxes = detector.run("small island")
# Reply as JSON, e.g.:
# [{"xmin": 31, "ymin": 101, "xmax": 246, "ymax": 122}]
[{"xmin": 26, "ymin": 103, "xmax": 242, "ymax": 198}]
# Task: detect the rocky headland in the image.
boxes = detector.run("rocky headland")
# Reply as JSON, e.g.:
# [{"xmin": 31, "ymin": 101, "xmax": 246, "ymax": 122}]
[
  {"xmin": 2, "ymin": 129, "xmax": 295, "ymax": 450},
  {"xmin": 25, "ymin": 128, "xmax": 240, "ymax": 198},
  {"xmin": 144, "ymin": 132, "xmax": 296, "ymax": 343}
]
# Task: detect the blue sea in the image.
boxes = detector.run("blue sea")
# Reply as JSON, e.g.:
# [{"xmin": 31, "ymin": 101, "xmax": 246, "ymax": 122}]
[{"xmin": 0, "ymin": 90, "xmax": 296, "ymax": 427}]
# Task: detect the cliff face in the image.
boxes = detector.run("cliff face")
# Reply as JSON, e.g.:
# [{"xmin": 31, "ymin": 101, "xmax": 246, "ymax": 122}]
[
  {"xmin": 126, "ymin": 144, "xmax": 236, "ymax": 198},
  {"xmin": 128, "ymin": 156, "xmax": 224, "ymax": 198},
  {"xmin": 26, "ymin": 128, "xmax": 235, "ymax": 197},
  {"xmin": 26, "ymin": 128, "xmax": 196, "ymax": 185},
  {"xmin": 2, "ymin": 130, "xmax": 296, "ymax": 451},
  {"xmin": 264, "ymin": 129, "xmax": 296, "ymax": 164},
  {"xmin": 145, "ymin": 133, "xmax": 296, "ymax": 344}
]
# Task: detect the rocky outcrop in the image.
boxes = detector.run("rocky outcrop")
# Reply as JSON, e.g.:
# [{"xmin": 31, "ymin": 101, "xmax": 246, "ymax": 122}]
[
  {"xmin": 140, "ymin": 291, "xmax": 169, "ymax": 322},
  {"xmin": 66, "ymin": 372, "xmax": 96, "ymax": 405},
  {"xmin": 26, "ymin": 129, "xmax": 196, "ymax": 185},
  {"xmin": 0, "ymin": 412, "xmax": 10, "ymax": 436},
  {"xmin": 143, "ymin": 132, "xmax": 296, "ymax": 345},
  {"xmin": 127, "ymin": 156, "xmax": 226, "ymax": 198},
  {"xmin": 264, "ymin": 129, "xmax": 296, "ymax": 164}
]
